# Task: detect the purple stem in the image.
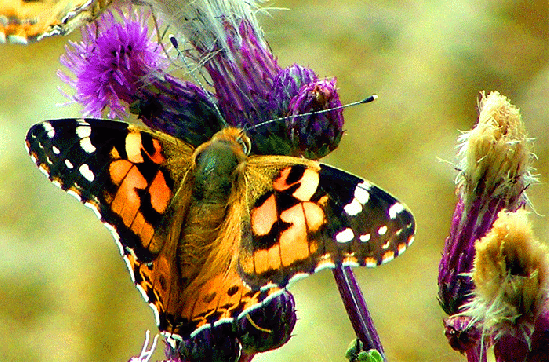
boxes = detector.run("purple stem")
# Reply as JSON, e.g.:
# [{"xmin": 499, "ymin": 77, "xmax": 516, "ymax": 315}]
[{"xmin": 333, "ymin": 266, "xmax": 386, "ymax": 360}]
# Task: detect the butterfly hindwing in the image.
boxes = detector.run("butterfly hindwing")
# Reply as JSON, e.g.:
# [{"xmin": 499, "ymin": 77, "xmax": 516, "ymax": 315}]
[{"xmin": 240, "ymin": 158, "xmax": 415, "ymax": 288}]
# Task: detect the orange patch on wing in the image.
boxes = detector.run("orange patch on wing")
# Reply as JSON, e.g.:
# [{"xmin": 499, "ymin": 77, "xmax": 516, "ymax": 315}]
[
  {"xmin": 272, "ymin": 167, "xmax": 293, "ymax": 191},
  {"xmin": 279, "ymin": 204, "xmax": 310, "ymax": 266},
  {"xmin": 109, "ymin": 159, "xmax": 132, "ymax": 185},
  {"xmin": 148, "ymin": 138, "xmax": 165, "ymax": 164},
  {"xmin": 251, "ymin": 194, "xmax": 277, "ymax": 236},
  {"xmin": 302, "ymin": 201, "xmax": 325, "ymax": 232},
  {"xmin": 343, "ymin": 254, "xmax": 358, "ymax": 265},
  {"xmin": 253, "ymin": 245, "xmax": 282, "ymax": 274},
  {"xmin": 150, "ymin": 171, "xmax": 171, "ymax": 213},
  {"xmin": 183, "ymin": 270, "xmax": 254, "ymax": 326},
  {"xmin": 112, "ymin": 166, "xmax": 147, "ymax": 226},
  {"xmin": 130, "ymin": 212, "xmax": 154, "ymax": 247},
  {"xmin": 239, "ymin": 252, "xmax": 256, "ymax": 275},
  {"xmin": 291, "ymin": 168, "xmax": 319, "ymax": 201},
  {"xmin": 125, "ymin": 132, "xmax": 144, "ymax": 163},
  {"xmin": 110, "ymin": 146, "xmax": 120, "ymax": 159}
]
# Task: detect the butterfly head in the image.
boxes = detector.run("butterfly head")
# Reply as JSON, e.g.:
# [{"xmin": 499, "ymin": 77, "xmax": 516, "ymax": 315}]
[{"xmin": 205, "ymin": 127, "xmax": 251, "ymax": 157}]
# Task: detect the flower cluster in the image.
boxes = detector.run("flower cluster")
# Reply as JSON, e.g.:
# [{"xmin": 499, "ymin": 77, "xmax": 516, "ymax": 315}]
[
  {"xmin": 438, "ymin": 91, "xmax": 549, "ymax": 362},
  {"xmin": 60, "ymin": 5, "xmax": 344, "ymax": 159}
]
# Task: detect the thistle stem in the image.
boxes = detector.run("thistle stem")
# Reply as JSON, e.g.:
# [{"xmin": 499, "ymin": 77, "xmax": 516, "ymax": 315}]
[{"xmin": 333, "ymin": 266, "xmax": 386, "ymax": 360}]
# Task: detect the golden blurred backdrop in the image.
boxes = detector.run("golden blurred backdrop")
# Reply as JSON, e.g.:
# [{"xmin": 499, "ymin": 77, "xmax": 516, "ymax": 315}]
[{"xmin": 0, "ymin": 0, "xmax": 548, "ymax": 361}]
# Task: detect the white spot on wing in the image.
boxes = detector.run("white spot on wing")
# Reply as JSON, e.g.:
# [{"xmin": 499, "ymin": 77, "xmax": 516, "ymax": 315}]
[
  {"xmin": 104, "ymin": 223, "xmax": 122, "ymax": 251},
  {"xmin": 65, "ymin": 159, "xmax": 74, "ymax": 169},
  {"xmin": 80, "ymin": 138, "xmax": 96, "ymax": 153},
  {"xmin": 408, "ymin": 236, "xmax": 415, "ymax": 245},
  {"xmin": 378, "ymin": 225, "xmax": 388, "ymax": 235},
  {"xmin": 388, "ymin": 203, "xmax": 405, "ymax": 219},
  {"xmin": 76, "ymin": 126, "xmax": 91, "ymax": 138},
  {"xmin": 342, "ymin": 260, "xmax": 359, "ymax": 267},
  {"xmin": 79, "ymin": 163, "xmax": 94, "ymax": 182},
  {"xmin": 149, "ymin": 302, "xmax": 160, "ymax": 325},
  {"xmin": 84, "ymin": 201, "xmax": 101, "ymax": 219},
  {"xmin": 344, "ymin": 198, "xmax": 362, "ymax": 216},
  {"xmin": 366, "ymin": 259, "xmax": 378, "ymax": 267},
  {"xmin": 335, "ymin": 227, "xmax": 354, "ymax": 243},
  {"xmin": 122, "ymin": 255, "xmax": 136, "ymax": 282},
  {"xmin": 288, "ymin": 273, "xmax": 309, "ymax": 285},
  {"xmin": 136, "ymin": 284, "xmax": 150, "ymax": 302},
  {"xmin": 42, "ymin": 122, "xmax": 55, "ymax": 138},
  {"xmin": 52, "ymin": 146, "xmax": 60, "ymax": 154},
  {"xmin": 38, "ymin": 166, "xmax": 49, "ymax": 177},
  {"xmin": 67, "ymin": 189, "xmax": 82, "ymax": 201},
  {"xmin": 314, "ymin": 261, "xmax": 335, "ymax": 273},
  {"xmin": 381, "ymin": 253, "xmax": 395, "ymax": 264},
  {"xmin": 359, "ymin": 234, "xmax": 370, "ymax": 243},
  {"xmin": 354, "ymin": 181, "xmax": 371, "ymax": 204}
]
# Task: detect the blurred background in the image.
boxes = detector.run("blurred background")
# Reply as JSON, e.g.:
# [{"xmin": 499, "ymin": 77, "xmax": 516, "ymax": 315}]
[{"xmin": 1, "ymin": 0, "xmax": 548, "ymax": 361}]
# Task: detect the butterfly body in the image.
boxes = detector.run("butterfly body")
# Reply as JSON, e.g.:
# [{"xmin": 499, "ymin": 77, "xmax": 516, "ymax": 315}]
[{"xmin": 25, "ymin": 118, "xmax": 415, "ymax": 356}]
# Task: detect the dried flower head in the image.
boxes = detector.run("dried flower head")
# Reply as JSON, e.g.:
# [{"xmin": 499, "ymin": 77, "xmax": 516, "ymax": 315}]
[
  {"xmin": 439, "ymin": 92, "xmax": 540, "ymax": 362},
  {"xmin": 439, "ymin": 91, "xmax": 536, "ymax": 316},
  {"xmin": 457, "ymin": 91, "xmax": 535, "ymax": 213},
  {"xmin": 465, "ymin": 210, "xmax": 549, "ymax": 338}
]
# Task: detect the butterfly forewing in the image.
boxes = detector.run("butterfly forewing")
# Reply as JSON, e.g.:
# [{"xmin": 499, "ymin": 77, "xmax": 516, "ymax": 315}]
[
  {"xmin": 240, "ymin": 160, "xmax": 415, "ymax": 288},
  {"xmin": 25, "ymin": 118, "xmax": 191, "ymax": 261}
]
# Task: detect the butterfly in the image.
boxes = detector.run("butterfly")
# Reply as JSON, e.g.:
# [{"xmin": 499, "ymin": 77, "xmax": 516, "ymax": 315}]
[
  {"xmin": 0, "ymin": 0, "xmax": 113, "ymax": 43},
  {"xmin": 25, "ymin": 118, "xmax": 415, "ymax": 359}
]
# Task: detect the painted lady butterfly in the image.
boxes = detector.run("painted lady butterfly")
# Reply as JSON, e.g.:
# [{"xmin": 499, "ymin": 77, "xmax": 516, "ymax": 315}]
[
  {"xmin": 0, "ymin": 0, "xmax": 112, "ymax": 43},
  {"xmin": 25, "ymin": 118, "xmax": 415, "ymax": 358}
]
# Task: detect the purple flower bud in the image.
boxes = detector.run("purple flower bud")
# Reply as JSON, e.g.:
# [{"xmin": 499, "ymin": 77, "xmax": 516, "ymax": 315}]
[
  {"xmin": 236, "ymin": 290, "xmax": 296, "ymax": 354},
  {"xmin": 129, "ymin": 75, "xmax": 223, "ymax": 147},
  {"xmin": 203, "ymin": 20, "xmax": 280, "ymax": 127},
  {"xmin": 164, "ymin": 323, "xmax": 239, "ymax": 362},
  {"xmin": 286, "ymin": 78, "xmax": 344, "ymax": 159}
]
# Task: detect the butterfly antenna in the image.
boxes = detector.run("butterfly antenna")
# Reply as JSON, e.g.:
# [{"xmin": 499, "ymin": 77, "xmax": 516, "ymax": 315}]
[
  {"xmin": 247, "ymin": 94, "xmax": 378, "ymax": 131},
  {"xmin": 169, "ymin": 35, "xmax": 227, "ymax": 127}
]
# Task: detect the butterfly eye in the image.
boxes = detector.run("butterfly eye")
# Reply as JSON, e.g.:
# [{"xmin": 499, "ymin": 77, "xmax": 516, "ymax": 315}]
[{"xmin": 237, "ymin": 133, "xmax": 251, "ymax": 155}]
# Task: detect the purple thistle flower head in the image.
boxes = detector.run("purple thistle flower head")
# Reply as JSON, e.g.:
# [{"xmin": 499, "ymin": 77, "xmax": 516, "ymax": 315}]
[
  {"xmin": 187, "ymin": 17, "xmax": 344, "ymax": 158},
  {"xmin": 60, "ymin": 9, "xmax": 168, "ymax": 119},
  {"xmin": 286, "ymin": 78, "xmax": 344, "ymax": 159}
]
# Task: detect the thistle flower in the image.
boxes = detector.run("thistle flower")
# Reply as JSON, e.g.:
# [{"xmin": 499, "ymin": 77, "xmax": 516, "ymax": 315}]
[
  {"xmin": 438, "ymin": 91, "xmax": 543, "ymax": 361},
  {"xmin": 439, "ymin": 91, "xmax": 535, "ymax": 314},
  {"xmin": 59, "ymin": 8, "xmax": 224, "ymax": 146},
  {"xmin": 464, "ymin": 210, "xmax": 549, "ymax": 362},
  {"xmin": 59, "ymin": 9, "xmax": 168, "ymax": 119},
  {"xmin": 286, "ymin": 78, "xmax": 344, "ymax": 159}
]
